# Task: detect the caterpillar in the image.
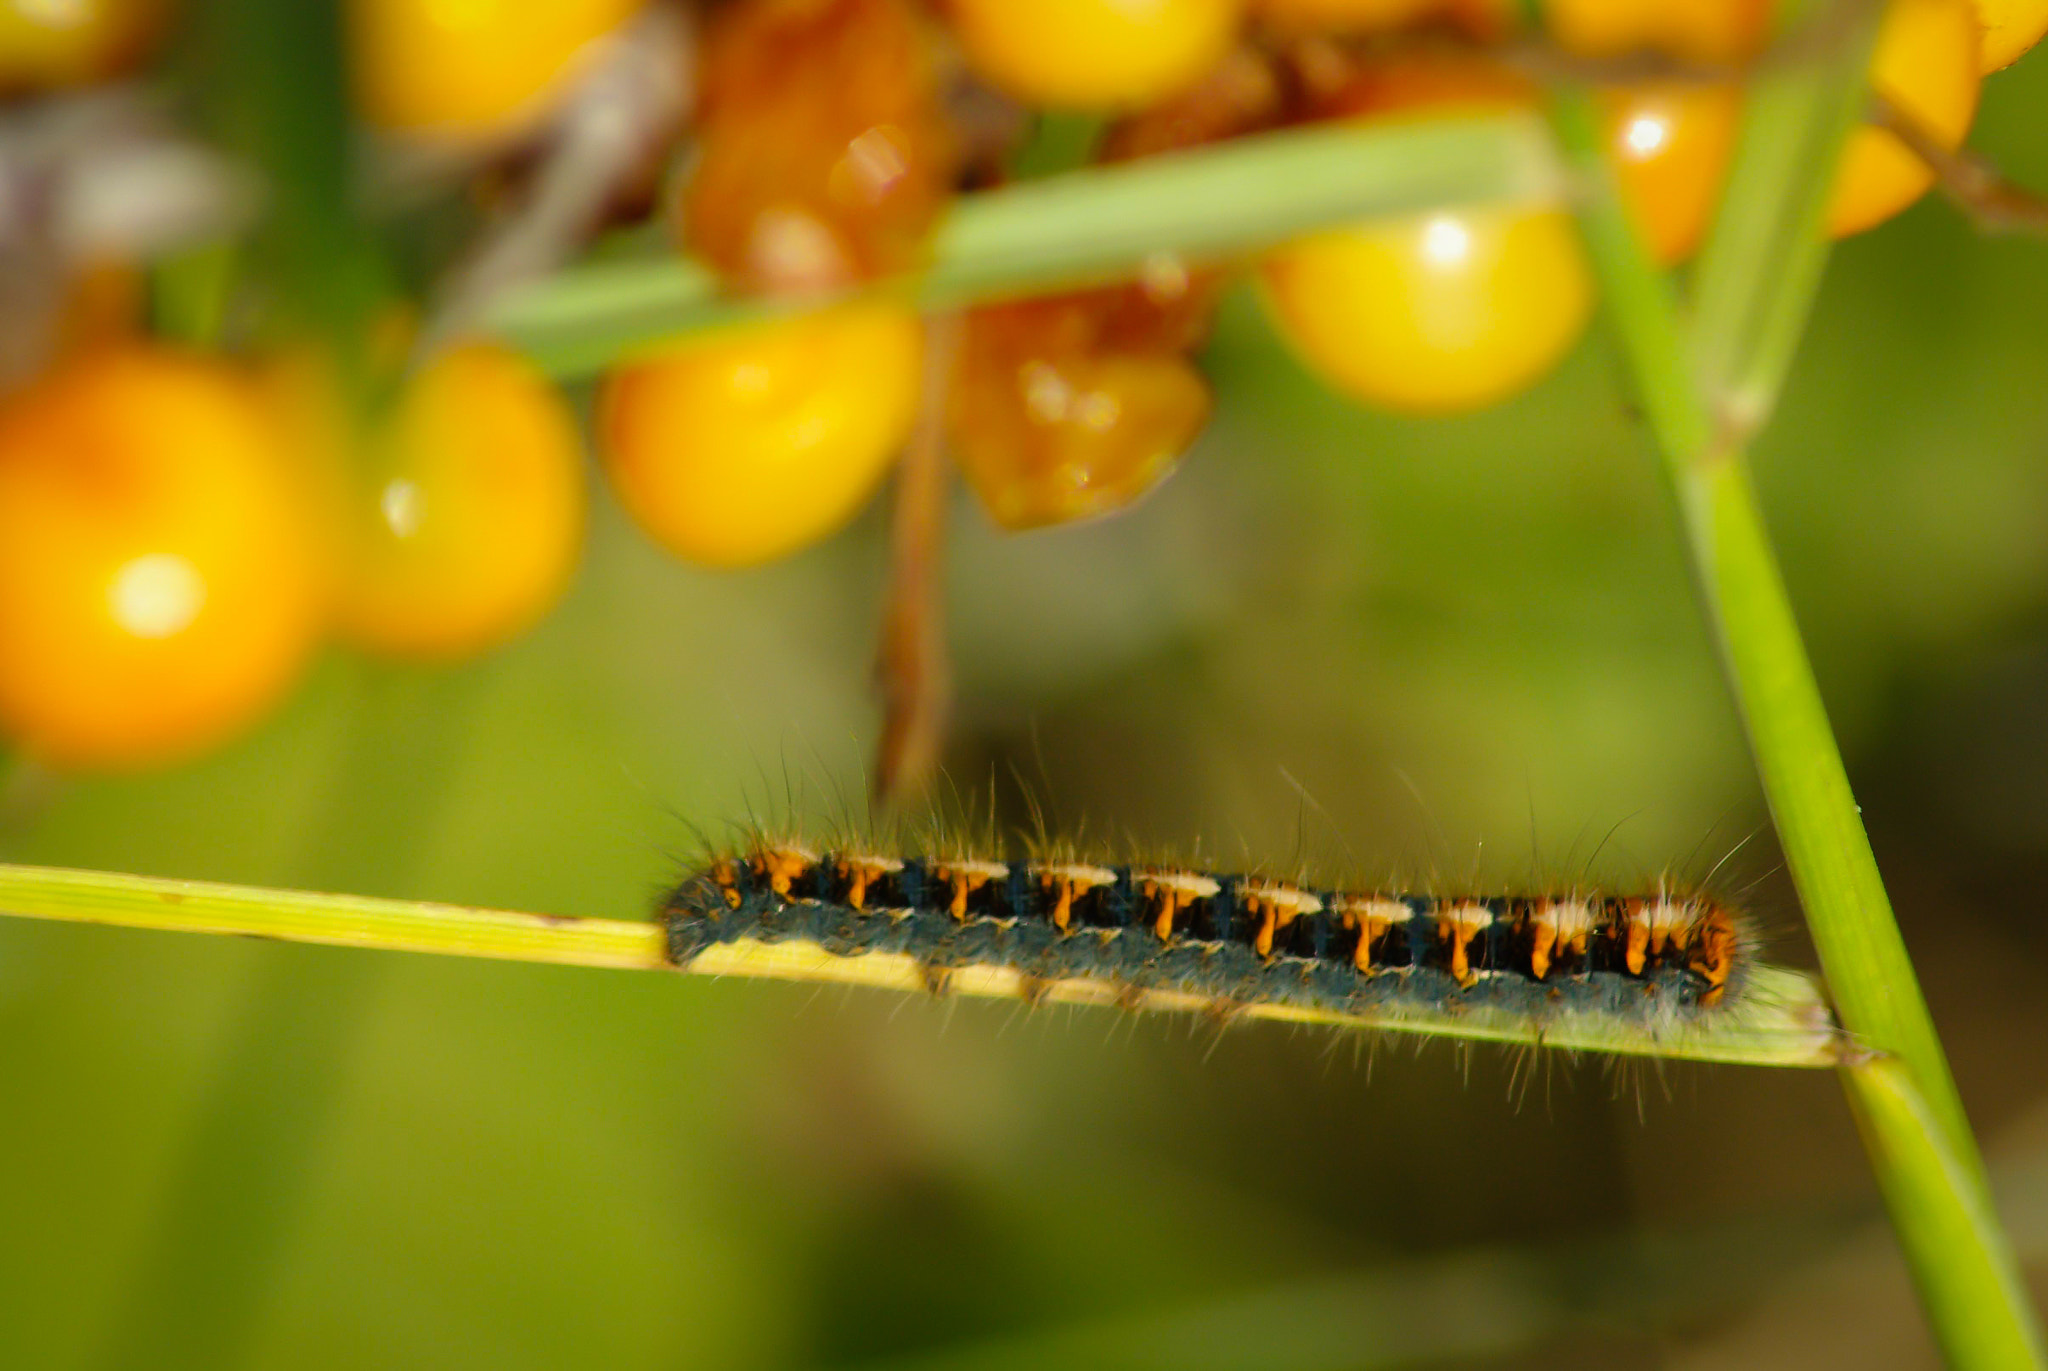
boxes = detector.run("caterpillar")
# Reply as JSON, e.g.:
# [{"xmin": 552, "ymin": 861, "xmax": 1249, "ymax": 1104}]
[{"xmin": 659, "ymin": 840, "xmax": 1845, "ymax": 1067}]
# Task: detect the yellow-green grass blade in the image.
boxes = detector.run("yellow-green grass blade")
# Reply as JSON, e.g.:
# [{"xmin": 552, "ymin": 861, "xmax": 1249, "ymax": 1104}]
[
  {"xmin": 0, "ymin": 862, "xmax": 1839, "ymax": 1067},
  {"xmin": 486, "ymin": 110, "xmax": 1562, "ymax": 377}
]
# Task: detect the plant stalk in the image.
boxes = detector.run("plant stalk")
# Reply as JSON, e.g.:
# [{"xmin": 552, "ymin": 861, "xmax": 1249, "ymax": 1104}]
[{"xmin": 1549, "ymin": 78, "xmax": 2044, "ymax": 1369}]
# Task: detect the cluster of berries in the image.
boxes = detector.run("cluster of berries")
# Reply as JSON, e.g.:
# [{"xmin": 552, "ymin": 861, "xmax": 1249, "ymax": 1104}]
[{"xmin": 0, "ymin": 0, "xmax": 2037, "ymax": 770}]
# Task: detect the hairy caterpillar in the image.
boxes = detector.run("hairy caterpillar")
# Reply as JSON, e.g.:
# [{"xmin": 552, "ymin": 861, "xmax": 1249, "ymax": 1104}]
[{"xmin": 659, "ymin": 838, "xmax": 1845, "ymax": 1068}]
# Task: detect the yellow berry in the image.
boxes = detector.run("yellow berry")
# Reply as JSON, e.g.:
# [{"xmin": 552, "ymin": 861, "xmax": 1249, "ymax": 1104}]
[
  {"xmin": 944, "ymin": 0, "xmax": 1246, "ymax": 109},
  {"xmin": 598, "ymin": 306, "xmax": 922, "ymax": 568},
  {"xmin": 316, "ymin": 346, "xmax": 587, "ymax": 660},
  {"xmin": 1829, "ymin": 0, "xmax": 1980, "ymax": 237},
  {"xmin": 1976, "ymin": 0, "xmax": 2048, "ymax": 70},
  {"xmin": 1261, "ymin": 53, "xmax": 1591, "ymax": 413},
  {"xmin": 348, "ymin": 0, "xmax": 647, "ymax": 138},
  {"xmin": 1261, "ymin": 209, "xmax": 1593, "ymax": 414},
  {"xmin": 1584, "ymin": 0, "xmax": 1978, "ymax": 248}
]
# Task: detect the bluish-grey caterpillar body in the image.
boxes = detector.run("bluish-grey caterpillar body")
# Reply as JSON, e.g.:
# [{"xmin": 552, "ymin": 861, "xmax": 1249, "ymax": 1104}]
[{"xmin": 658, "ymin": 841, "xmax": 1842, "ymax": 1067}]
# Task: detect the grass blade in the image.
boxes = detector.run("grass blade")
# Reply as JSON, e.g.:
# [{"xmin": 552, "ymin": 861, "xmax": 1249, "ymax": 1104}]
[
  {"xmin": 0, "ymin": 862, "xmax": 1840, "ymax": 1067},
  {"xmin": 486, "ymin": 110, "xmax": 1562, "ymax": 376}
]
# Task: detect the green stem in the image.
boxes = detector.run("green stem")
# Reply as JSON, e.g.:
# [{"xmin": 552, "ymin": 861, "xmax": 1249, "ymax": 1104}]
[
  {"xmin": 486, "ymin": 110, "xmax": 1562, "ymax": 376},
  {"xmin": 1685, "ymin": 453, "xmax": 1968, "ymax": 1139},
  {"xmin": 1549, "ymin": 80, "xmax": 2044, "ymax": 1369},
  {"xmin": 1688, "ymin": 0, "xmax": 1886, "ymax": 433},
  {"xmin": 0, "ymin": 859, "xmax": 664, "ymax": 966},
  {"xmin": 1847, "ymin": 1058, "xmax": 2048, "ymax": 1369}
]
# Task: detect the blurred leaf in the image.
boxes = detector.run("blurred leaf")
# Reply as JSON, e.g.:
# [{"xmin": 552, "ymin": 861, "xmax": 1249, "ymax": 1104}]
[{"xmin": 178, "ymin": 0, "xmax": 390, "ymax": 346}]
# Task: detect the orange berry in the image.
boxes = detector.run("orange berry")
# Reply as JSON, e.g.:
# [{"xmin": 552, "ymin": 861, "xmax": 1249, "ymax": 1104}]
[
  {"xmin": 302, "ymin": 346, "xmax": 586, "ymax": 661},
  {"xmin": 1601, "ymin": 83, "xmax": 1741, "ymax": 264},
  {"xmin": 598, "ymin": 306, "xmax": 922, "ymax": 568},
  {"xmin": 944, "ymin": 0, "xmax": 1247, "ymax": 109},
  {"xmin": 683, "ymin": 0, "xmax": 955, "ymax": 292},
  {"xmin": 0, "ymin": 0, "xmax": 168, "ymax": 92},
  {"xmin": 1589, "ymin": 0, "xmax": 1979, "ymax": 246},
  {"xmin": 0, "ymin": 348, "xmax": 325, "ymax": 770},
  {"xmin": 348, "ymin": 0, "xmax": 646, "ymax": 138},
  {"xmin": 950, "ymin": 290, "xmax": 1213, "ymax": 530}
]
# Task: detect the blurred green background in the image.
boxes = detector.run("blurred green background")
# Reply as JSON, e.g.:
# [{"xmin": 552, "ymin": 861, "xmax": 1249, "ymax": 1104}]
[{"xmin": 6, "ymin": 44, "xmax": 2048, "ymax": 1371}]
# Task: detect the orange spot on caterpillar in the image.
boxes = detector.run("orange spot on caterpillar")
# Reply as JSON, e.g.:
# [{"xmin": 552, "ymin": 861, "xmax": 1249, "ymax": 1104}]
[
  {"xmin": 1139, "ymin": 869, "xmax": 1220, "ymax": 942},
  {"xmin": 835, "ymin": 854, "xmax": 904, "ymax": 910},
  {"xmin": 932, "ymin": 859, "xmax": 1006, "ymax": 921},
  {"xmin": 1686, "ymin": 902, "xmax": 1739, "ymax": 1007},
  {"xmin": 1622, "ymin": 898, "xmax": 1652, "ymax": 975},
  {"xmin": 1527, "ymin": 897, "xmax": 1593, "ymax": 981},
  {"xmin": 753, "ymin": 846, "xmax": 817, "ymax": 899},
  {"xmin": 1241, "ymin": 881, "xmax": 1320, "ymax": 957},
  {"xmin": 711, "ymin": 858, "xmax": 743, "ymax": 910},
  {"xmin": 1437, "ymin": 902, "xmax": 1493, "ymax": 989},
  {"xmin": 1334, "ymin": 895, "xmax": 1410, "ymax": 974},
  {"xmin": 1037, "ymin": 862, "xmax": 1116, "ymax": 932},
  {"xmin": 1649, "ymin": 899, "xmax": 1685, "ymax": 957}
]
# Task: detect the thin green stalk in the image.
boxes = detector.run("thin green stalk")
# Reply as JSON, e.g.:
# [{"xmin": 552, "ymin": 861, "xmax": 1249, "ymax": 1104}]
[
  {"xmin": 1849, "ymin": 1057, "xmax": 2047, "ymax": 1369},
  {"xmin": 1687, "ymin": 453, "xmax": 1971, "ymax": 1146},
  {"xmin": 1549, "ymin": 81, "xmax": 2044, "ymax": 1369},
  {"xmin": 486, "ymin": 110, "xmax": 1562, "ymax": 376},
  {"xmin": 1689, "ymin": 0, "xmax": 1886, "ymax": 432},
  {"xmin": 0, "ymin": 862, "xmax": 664, "ymax": 968},
  {"xmin": 1673, "ymin": 0, "xmax": 1973, "ymax": 1162},
  {"xmin": 1556, "ymin": 65, "xmax": 1971, "ymax": 1159}
]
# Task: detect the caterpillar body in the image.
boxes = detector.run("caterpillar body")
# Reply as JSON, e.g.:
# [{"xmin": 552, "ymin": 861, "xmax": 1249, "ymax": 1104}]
[{"xmin": 659, "ymin": 840, "xmax": 1843, "ymax": 1067}]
